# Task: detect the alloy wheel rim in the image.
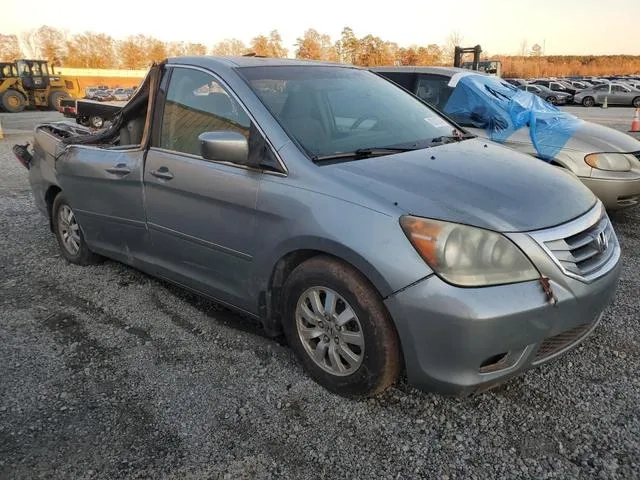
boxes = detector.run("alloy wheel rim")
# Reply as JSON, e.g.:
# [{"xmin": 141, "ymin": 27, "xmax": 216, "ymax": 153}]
[
  {"xmin": 295, "ymin": 287, "xmax": 364, "ymax": 376},
  {"xmin": 8, "ymin": 95, "xmax": 19, "ymax": 108},
  {"xmin": 58, "ymin": 205, "xmax": 81, "ymax": 255}
]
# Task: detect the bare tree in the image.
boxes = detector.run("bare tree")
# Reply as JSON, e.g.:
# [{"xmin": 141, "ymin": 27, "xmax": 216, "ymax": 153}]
[
  {"xmin": 0, "ymin": 34, "xmax": 22, "ymax": 61},
  {"xmin": 268, "ymin": 30, "xmax": 288, "ymax": 58},
  {"xmin": 211, "ymin": 39, "xmax": 247, "ymax": 56},
  {"xmin": 167, "ymin": 41, "xmax": 186, "ymax": 57},
  {"xmin": 518, "ymin": 39, "xmax": 528, "ymax": 57},
  {"xmin": 20, "ymin": 26, "xmax": 66, "ymax": 62},
  {"xmin": 184, "ymin": 43, "xmax": 207, "ymax": 56},
  {"xmin": 442, "ymin": 31, "xmax": 464, "ymax": 64}
]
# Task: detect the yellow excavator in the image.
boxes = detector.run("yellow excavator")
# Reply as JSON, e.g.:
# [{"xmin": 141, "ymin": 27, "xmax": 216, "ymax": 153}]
[{"xmin": 0, "ymin": 59, "xmax": 82, "ymax": 113}]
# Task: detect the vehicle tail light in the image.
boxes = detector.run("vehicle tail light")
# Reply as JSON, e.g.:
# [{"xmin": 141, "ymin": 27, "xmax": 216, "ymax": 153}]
[{"xmin": 13, "ymin": 143, "xmax": 32, "ymax": 170}]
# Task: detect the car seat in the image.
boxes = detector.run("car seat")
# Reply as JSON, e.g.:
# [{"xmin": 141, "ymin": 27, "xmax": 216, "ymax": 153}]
[{"xmin": 278, "ymin": 88, "xmax": 329, "ymax": 154}]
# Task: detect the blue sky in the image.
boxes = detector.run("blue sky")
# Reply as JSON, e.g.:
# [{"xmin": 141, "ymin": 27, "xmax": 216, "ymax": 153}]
[{"xmin": 3, "ymin": 0, "xmax": 639, "ymax": 56}]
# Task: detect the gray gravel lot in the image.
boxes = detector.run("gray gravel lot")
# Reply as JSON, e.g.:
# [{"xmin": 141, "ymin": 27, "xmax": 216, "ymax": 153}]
[{"xmin": 0, "ymin": 110, "xmax": 639, "ymax": 479}]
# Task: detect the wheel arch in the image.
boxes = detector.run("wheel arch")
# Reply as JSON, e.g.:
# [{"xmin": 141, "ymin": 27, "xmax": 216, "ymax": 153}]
[
  {"xmin": 261, "ymin": 241, "xmax": 395, "ymax": 336},
  {"xmin": 44, "ymin": 185, "xmax": 62, "ymax": 231}
]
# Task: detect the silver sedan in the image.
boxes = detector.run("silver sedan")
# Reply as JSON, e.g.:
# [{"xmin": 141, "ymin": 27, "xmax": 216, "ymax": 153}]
[
  {"xmin": 518, "ymin": 84, "xmax": 571, "ymax": 105},
  {"xmin": 574, "ymin": 83, "xmax": 640, "ymax": 107}
]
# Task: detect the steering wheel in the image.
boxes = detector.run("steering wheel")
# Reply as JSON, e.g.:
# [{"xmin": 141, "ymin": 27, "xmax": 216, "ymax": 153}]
[{"xmin": 350, "ymin": 115, "xmax": 379, "ymax": 131}]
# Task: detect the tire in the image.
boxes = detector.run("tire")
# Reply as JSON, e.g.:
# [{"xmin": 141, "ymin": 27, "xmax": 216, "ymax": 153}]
[
  {"xmin": 281, "ymin": 256, "xmax": 402, "ymax": 398},
  {"xmin": 52, "ymin": 193, "xmax": 102, "ymax": 265},
  {"xmin": 546, "ymin": 96, "xmax": 557, "ymax": 105},
  {"xmin": 89, "ymin": 115, "xmax": 104, "ymax": 128},
  {"xmin": 1, "ymin": 89, "xmax": 26, "ymax": 113},
  {"xmin": 633, "ymin": 97, "xmax": 640, "ymax": 108},
  {"xmin": 582, "ymin": 96, "xmax": 595, "ymax": 107},
  {"xmin": 48, "ymin": 90, "xmax": 70, "ymax": 110}
]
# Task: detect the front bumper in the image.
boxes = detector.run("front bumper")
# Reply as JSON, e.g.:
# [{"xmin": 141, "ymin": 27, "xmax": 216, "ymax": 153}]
[
  {"xmin": 580, "ymin": 176, "xmax": 640, "ymax": 210},
  {"xmin": 385, "ymin": 255, "xmax": 621, "ymax": 396}
]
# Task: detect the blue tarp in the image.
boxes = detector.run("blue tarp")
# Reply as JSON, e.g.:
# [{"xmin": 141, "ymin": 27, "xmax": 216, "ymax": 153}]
[{"xmin": 443, "ymin": 74, "xmax": 583, "ymax": 161}]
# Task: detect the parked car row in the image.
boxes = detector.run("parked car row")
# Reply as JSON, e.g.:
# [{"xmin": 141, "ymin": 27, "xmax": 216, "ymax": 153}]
[
  {"xmin": 504, "ymin": 75, "xmax": 640, "ymax": 107},
  {"xmin": 84, "ymin": 86, "xmax": 136, "ymax": 102},
  {"xmin": 13, "ymin": 57, "xmax": 635, "ymax": 398}
]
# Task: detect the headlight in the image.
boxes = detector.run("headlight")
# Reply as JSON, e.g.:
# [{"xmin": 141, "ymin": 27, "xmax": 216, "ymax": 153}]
[
  {"xmin": 585, "ymin": 153, "xmax": 633, "ymax": 172},
  {"xmin": 400, "ymin": 216, "xmax": 539, "ymax": 287}
]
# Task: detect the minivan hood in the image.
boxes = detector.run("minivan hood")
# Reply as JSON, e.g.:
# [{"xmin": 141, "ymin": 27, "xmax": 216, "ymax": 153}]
[{"xmin": 326, "ymin": 139, "xmax": 596, "ymax": 232}]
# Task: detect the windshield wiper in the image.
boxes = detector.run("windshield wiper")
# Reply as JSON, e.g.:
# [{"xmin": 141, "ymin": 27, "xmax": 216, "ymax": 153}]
[
  {"xmin": 312, "ymin": 147, "xmax": 415, "ymax": 163},
  {"xmin": 430, "ymin": 132, "xmax": 476, "ymax": 145}
]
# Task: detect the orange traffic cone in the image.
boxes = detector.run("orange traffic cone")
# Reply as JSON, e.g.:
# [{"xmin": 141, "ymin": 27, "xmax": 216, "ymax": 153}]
[
  {"xmin": 0, "ymin": 119, "xmax": 4, "ymax": 139},
  {"xmin": 630, "ymin": 108, "xmax": 640, "ymax": 133}
]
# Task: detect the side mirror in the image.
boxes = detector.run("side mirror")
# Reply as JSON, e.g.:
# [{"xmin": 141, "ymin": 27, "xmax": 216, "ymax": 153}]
[{"xmin": 198, "ymin": 131, "xmax": 249, "ymax": 165}]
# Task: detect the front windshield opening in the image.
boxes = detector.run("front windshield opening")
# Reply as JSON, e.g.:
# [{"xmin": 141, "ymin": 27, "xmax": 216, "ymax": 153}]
[
  {"xmin": 239, "ymin": 66, "xmax": 461, "ymax": 159},
  {"xmin": 17, "ymin": 61, "xmax": 30, "ymax": 76}
]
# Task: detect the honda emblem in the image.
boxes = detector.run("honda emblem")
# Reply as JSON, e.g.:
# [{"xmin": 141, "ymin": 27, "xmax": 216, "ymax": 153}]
[{"xmin": 595, "ymin": 231, "xmax": 609, "ymax": 254}]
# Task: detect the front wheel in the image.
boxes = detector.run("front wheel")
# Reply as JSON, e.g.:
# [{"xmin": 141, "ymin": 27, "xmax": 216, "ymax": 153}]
[
  {"xmin": 52, "ymin": 193, "xmax": 102, "ymax": 265},
  {"xmin": 1, "ymin": 89, "xmax": 26, "ymax": 113},
  {"xmin": 546, "ymin": 96, "xmax": 557, "ymax": 105},
  {"xmin": 582, "ymin": 96, "xmax": 595, "ymax": 107},
  {"xmin": 282, "ymin": 256, "xmax": 402, "ymax": 398},
  {"xmin": 633, "ymin": 97, "xmax": 640, "ymax": 108},
  {"xmin": 48, "ymin": 90, "xmax": 70, "ymax": 110}
]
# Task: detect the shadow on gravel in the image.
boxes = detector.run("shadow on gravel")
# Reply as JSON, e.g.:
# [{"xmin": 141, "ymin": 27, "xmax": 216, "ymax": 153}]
[
  {"xmin": 44, "ymin": 312, "xmax": 118, "ymax": 371},
  {"xmin": 110, "ymin": 260, "xmax": 287, "ymax": 344}
]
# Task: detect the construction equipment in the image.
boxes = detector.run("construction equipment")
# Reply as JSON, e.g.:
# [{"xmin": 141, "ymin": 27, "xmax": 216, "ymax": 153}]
[
  {"xmin": 455, "ymin": 45, "xmax": 502, "ymax": 77},
  {"xmin": 0, "ymin": 59, "xmax": 82, "ymax": 113}
]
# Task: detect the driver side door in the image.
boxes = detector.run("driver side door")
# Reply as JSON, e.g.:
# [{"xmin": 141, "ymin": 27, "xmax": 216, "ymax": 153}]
[{"xmin": 143, "ymin": 66, "xmax": 261, "ymax": 311}]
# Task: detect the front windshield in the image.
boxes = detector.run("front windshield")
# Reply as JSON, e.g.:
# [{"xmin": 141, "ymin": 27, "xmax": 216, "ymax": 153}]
[{"xmin": 239, "ymin": 66, "xmax": 459, "ymax": 158}]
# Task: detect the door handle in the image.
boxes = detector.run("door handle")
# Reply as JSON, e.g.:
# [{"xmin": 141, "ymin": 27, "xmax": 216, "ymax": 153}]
[
  {"xmin": 150, "ymin": 167, "xmax": 174, "ymax": 180},
  {"xmin": 105, "ymin": 164, "xmax": 131, "ymax": 175}
]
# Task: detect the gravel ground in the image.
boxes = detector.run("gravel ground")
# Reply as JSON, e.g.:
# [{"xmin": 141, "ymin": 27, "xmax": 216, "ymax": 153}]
[{"xmin": 1, "ymin": 116, "xmax": 639, "ymax": 479}]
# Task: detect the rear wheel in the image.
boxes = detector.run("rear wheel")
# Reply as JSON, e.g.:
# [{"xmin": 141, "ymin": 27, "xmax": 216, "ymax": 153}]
[
  {"xmin": 48, "ymin": 90, "xmax": 70, "ymax": 110},
  {"xmin": 582, "ymin": 96, "xmax": 595, "ymax": 107},
  {"xmin": 546, "ymin": 96, "xmax": 557, "ymax": 105},
  {"xmin": 281, "ymin": 256, "xmax": 402, "ymax": 398},
  {"xmin": 89, "ymin": 115, "xmax": 104, "ymax": 129},
  {"xmin": 52, "ymin": 193, "xmax": 102, "ymax": 265},
  {"xmin": 1, "ymin": 89, "xmax": 26, "ymax": 113},
  {"xmin": 633, "ymin": 97, "xmax": 640, "ymax": 108}
]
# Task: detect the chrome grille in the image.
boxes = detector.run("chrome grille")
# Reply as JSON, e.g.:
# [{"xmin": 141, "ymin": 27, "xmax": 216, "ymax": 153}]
[{"xmin": 530, "ymin": 203, "xmax": 620, "ymax": 282}]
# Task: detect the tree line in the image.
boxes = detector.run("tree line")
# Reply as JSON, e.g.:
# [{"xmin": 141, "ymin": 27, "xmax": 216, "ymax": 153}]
[
  {"xmin": 0, "ymin": 26, "xmax": 447, "ymax": 69},
  {"xmin": 499, "ymin": 55, "xmax": 640, "ymax": 78},
  {"xmin": 1, "ymin": 26, "xmax": 639, "ymax": 77}
]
